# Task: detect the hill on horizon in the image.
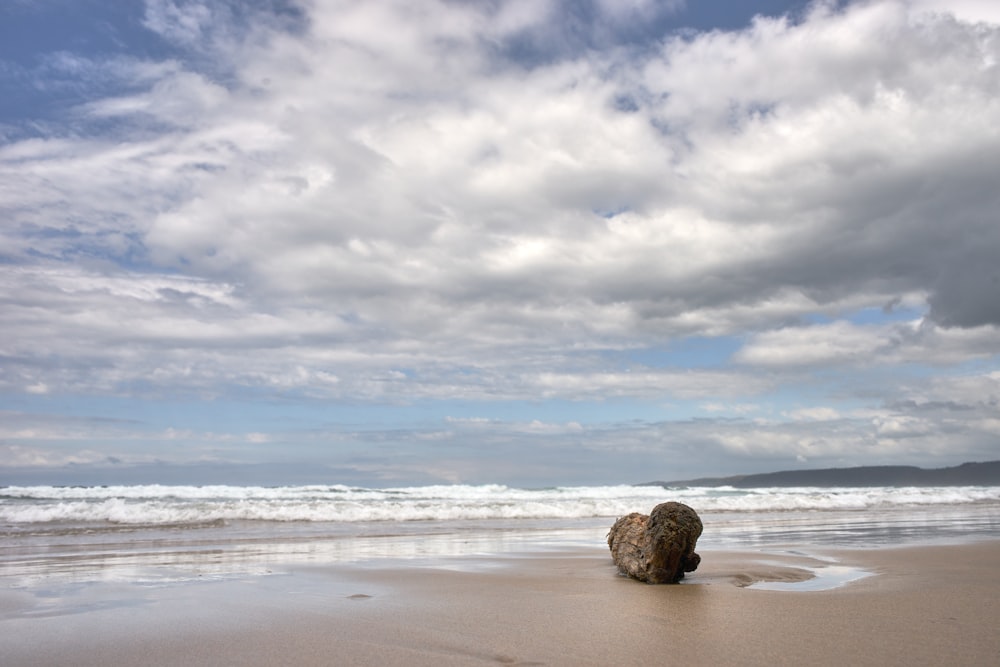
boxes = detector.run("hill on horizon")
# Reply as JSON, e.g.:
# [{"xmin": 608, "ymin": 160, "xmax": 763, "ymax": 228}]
[{"xmin": 646, "ymin": 460, "xmax": 1000, "ymax": 488}]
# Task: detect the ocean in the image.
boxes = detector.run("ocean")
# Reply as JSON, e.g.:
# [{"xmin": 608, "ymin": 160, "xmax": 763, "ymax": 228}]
[{"xmin": 3, "ymin": 483, "xmax": 1000, "ymax": 587}]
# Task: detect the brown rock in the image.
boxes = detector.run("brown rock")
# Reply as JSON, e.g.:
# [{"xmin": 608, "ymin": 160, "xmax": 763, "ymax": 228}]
[{"xmin": 607, "ymin": 501, "xmax": 703, "ymax": 584}]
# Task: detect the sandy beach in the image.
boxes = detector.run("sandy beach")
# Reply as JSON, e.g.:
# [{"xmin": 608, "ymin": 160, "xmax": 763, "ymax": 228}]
[{"xmin": 2, "ymin": 540, "xmax": 998, "ymax": 666}]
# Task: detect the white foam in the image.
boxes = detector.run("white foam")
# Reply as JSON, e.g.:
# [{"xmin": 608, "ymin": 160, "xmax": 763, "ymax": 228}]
[{"xmin": 2, "ymin": 484, "xmax": 998, "ymax": 526}]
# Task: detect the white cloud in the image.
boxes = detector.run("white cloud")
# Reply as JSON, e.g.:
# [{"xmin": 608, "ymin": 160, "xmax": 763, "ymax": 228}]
[
  {"xmin": 86, "ymin": 70, "xmax": 229, "ymax": 125},
  {"xmin": 786, "ymin": 407, "xmax": 842, "ymax": 421},
  {"xmin": 909, "ymin": 0, "xmax": 1000, "ymax": 24},
  {"xmin": 0, "ymin": 444, "xmax": 110, "ymax": 467},
  {"xmin": 701, "ymin": 403, "xmax": 761, "ymax": 414},
  {"xmin": 143, "ymin": 0, "xmax": 216, "ymax": 45},
  {"xmin": 735, "ymin": 321, "xmax": 891, "ymax": 366},
  {"xmin": 530, "ymin": 369, "xmax": 776, "ymax": 400},
  {"xmin": 735, "ymin": 318, "xmax": 1000, "ymax": 368}
]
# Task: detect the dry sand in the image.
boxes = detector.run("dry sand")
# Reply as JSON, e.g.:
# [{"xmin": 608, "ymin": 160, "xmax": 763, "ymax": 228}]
[{"xmin": 2, "ymin": 541, "xmax": 998, "ymax": 666}]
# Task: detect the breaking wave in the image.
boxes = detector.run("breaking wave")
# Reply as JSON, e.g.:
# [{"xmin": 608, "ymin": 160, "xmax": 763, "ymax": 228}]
[{"xmin": 3, "ymin": 483, "xmax": 999, "ymax": 526}]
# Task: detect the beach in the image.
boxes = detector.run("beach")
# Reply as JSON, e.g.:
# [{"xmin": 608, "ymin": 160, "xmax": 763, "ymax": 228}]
[
  {"xmin": 2, "ymin": 484, "xmax": 999, "ymax": 665},
  {"xmin": 2, "ymin": 540, "xmax": 998, "ymax": 666}
]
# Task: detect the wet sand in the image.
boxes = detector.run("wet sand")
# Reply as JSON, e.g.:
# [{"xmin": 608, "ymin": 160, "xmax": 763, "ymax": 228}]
[{"xmin": 1, "ymin": 541, "xmax": 998, "ymax": 666}]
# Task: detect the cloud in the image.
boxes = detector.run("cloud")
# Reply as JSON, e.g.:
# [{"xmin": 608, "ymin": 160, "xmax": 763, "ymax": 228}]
[
  {"xmin": 3, "ymin": 3, "xmax": 997, "ymax": 367},
  {"xmin": 0, "ymin": 444, "xmax": 111, "ymax": 467},
  {"xmin": 2, "ymin": 1, "xmax": 999, "ymax": 481},
  {"xmin": 785, "ymin": 407, "xmax": 842, "ymax": 421},
  {"xmin": 909, "ymin": 0, "xmax": 1000, "ymax": 24},
  {"xmin": 734, "ymin": 318, "xmax": 1000, "ymax": 367}
]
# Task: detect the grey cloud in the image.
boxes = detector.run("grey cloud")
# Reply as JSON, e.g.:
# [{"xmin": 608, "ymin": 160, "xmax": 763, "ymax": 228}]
[
  {"xmin": 649, "ymin": 18, "xmax": 1000, "ymax": 328},
  {"xmin": 929, "ymin": 243, "xmax": 1000, "ymax": 328}
]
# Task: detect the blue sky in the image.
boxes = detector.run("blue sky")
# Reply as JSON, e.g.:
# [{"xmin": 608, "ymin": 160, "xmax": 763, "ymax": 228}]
[{"xmin": 2, "ymin": 0, "xmax": 999, "ymax": 487}]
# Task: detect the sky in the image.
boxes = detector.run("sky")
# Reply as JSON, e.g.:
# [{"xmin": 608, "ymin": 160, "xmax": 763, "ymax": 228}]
[{"xmin": 1, "ymin": 0, "xmax": 999, "ymax": 488}]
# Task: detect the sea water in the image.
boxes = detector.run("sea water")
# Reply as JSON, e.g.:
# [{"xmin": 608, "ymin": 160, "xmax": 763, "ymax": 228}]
[{"xmin": 2, "ymin": 483, "xmax": 999, "ymax": 586}]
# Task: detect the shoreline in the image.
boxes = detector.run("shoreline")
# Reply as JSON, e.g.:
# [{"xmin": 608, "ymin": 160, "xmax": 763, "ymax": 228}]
[{"xmin": 2, "ymin": 540, "xmax": 999, "ymax": 666}]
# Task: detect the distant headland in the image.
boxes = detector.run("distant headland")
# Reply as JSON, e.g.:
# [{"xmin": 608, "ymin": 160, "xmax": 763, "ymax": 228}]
[{"xmin": 645, "ymin": 460, "xmax": 1000, "ymax": 488}]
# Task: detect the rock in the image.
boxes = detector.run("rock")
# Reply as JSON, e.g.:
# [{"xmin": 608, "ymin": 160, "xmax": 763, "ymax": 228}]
[{"xmin": 607, "ymin": 501, "xmax": 703, "ymax": 584}]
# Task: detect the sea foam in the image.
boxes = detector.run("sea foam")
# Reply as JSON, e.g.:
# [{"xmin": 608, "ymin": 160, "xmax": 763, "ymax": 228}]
[{"xmin": 2, "ymin": 484, "xmax": 999, "ymax": 526}]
